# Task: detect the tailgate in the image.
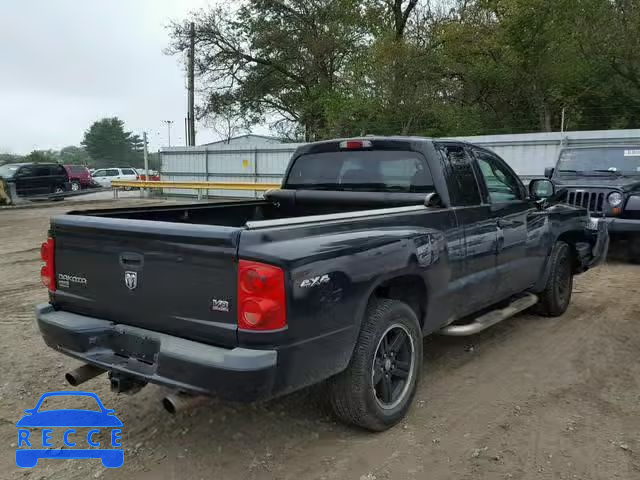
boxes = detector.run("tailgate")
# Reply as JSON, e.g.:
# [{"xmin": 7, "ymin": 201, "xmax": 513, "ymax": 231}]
[{"xmin": 51, "ymin": 215, "xmax": 241, "ymax": 348}]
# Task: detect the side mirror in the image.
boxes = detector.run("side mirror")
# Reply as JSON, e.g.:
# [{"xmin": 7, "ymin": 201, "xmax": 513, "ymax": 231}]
[
  {"xmin": 544, "ymin": 167, "xmax": 554, "ymax": 179},
  {"xmin": 529, "ymin": 178, "xmax": 555, "ymax": 200}
]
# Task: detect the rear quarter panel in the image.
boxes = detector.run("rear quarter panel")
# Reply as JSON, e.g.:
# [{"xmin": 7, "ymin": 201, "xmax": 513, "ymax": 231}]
[{"xmin": 238, "ymin": 208, "xmax": 456, "ymax": 394}]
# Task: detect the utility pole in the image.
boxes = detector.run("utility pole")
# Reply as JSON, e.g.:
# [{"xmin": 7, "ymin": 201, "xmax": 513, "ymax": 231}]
[
  {"xmin": 143, "ymin": 131, "xmax": 149, "ymax": 197},
  {"xmin": 163, "ymin": 120, "xmax": 174, "ymax": 147},
  {"xmin": 560, "ymin": 107, "xmax": 566, "ymax": 146},
  {"xmin": 187, "ymin": 22, "xmax": 196, "ymax": 146}
]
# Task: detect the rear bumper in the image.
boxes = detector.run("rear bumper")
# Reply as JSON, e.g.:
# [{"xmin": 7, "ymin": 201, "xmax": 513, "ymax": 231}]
[
  {"xmin": 36, "ymin": 304, "xmax": 277, "ymax": 401},
  {"xmin": 603, "ymin": 217, "xmax": 640, "ymax": 233}
]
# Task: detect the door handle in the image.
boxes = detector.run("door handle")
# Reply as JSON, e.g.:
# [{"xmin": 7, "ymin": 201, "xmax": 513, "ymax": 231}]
[{"xmin": 496, "ymin": 227, "xmax": 505, "ymax": 253}]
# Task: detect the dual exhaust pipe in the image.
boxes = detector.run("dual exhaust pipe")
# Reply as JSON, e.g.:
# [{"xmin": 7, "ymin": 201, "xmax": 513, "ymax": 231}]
[
  {"xmin": 65, "ymin": 364, "xmax": 105, "ymax": 387},
  {"xmin": 65, "ymin": 363, "xmax": 207, "ymax": 414},
  {"xmin": 161, "ymin": 392, "xmax": 208, "ymax": 414}
]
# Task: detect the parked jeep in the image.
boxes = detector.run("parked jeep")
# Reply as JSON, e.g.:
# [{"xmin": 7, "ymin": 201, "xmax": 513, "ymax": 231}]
[{"xmin": 546, "ymin": 146, "xmax": 640, "ymax": 261}]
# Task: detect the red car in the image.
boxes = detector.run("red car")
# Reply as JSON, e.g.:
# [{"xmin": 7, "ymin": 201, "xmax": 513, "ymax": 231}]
[{"xmin": 63, "ymin": 165, "xmax": 93, "ymax": 191}]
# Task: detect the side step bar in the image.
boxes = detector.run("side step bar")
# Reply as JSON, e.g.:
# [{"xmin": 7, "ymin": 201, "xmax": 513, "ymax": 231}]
[{"xmin": 440, "ymin": 293, "xmax": 539, "ymax": 337}]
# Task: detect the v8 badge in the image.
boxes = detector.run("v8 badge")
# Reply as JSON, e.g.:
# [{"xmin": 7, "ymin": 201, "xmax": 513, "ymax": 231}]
[{"xmin": 210, "ymin": 299, "xmax": 230, "ymax": 312}]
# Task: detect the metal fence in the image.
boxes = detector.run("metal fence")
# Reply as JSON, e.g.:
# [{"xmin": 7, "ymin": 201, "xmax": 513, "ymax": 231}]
[{"xmin": 161, "ymin": 129, "xmax": 640, "ymax": 197}]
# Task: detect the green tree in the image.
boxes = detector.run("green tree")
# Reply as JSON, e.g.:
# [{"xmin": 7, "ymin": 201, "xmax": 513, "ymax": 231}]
[
  {"xmin": 81, "ymin": 117, "xmax": 143, "ymax": 168},
  {"xmin": 24, "ymin": 150, "xmax": 59, "ymax": 163},
  {"xmin": 169, "ymin": 0, "xmax": 368, "ymax": 141},
  {"xmin": 58, "ymin": 146, "xmax": 91, "ymax": 165},
  {"xmin": 0, "ymin": 153, "xmax": 24, "ymax": 165},
  {"xmin": 170, "ymin": 0, "xmax": 640, "ymax": 139}
]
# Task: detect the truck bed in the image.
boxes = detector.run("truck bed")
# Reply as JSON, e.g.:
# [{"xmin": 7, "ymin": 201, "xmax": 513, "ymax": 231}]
[
  {"xmin": 68, "ymin": 190, "xmax": 431, "ymax": 227},
  {"xmin": 52, "ymin": 190, "xmax": 431, "ymax": 350}
]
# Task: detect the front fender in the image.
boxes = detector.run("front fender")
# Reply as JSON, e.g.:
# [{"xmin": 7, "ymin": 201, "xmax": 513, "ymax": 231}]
[{"xmin": 532, "ymin": 206, "xmax": 608, "ymax": 292}]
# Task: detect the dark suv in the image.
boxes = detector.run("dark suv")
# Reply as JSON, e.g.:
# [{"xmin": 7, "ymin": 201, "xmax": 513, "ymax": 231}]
[
  {"xmin": 0, "ymin": 163, "xmax": 68, "ymax": 197},
  {"xmin": 546, "ymin": 146, "xmax": 640, "ymax": 260}
]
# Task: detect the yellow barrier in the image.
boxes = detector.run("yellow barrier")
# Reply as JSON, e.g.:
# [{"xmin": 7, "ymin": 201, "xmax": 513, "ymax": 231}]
[
  {"xmin": 110, "ymin": 180, "xmax": 281, "ymax": 199},
  {"xmin": 111, "ymin": 180, "xmax": 280, "ymax": 191}
]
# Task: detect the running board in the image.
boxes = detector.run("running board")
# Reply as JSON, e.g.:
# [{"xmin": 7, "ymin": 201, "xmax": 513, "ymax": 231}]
[{"xmin": 439, "ymin": 293, "xmax": 539, "ymax": 337}]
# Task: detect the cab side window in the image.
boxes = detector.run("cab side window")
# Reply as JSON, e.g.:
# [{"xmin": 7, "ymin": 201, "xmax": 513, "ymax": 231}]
[
  {"xmin": 35, "ymin": 165, "xmax": 51, "ymax": 176},
  {"xmin": 17, "ymin": 166, "xmax": 35, "ymax": 177},
  {"xmin": 438, "ymin": 144, "xmax": 482, "ymax": 206},
  {"xmin": 473, "ymin": 150, "xmax": 523, "ymax": 202}
]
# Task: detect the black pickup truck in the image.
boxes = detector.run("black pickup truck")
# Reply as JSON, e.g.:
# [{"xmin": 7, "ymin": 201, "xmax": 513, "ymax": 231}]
[
  {"xmin": 36, "ymin": 137, "xmax": 607, "ymax": 431},
  {"xmin": 545, "ymin": 145, "xmax": 640, "ymax": 261}
]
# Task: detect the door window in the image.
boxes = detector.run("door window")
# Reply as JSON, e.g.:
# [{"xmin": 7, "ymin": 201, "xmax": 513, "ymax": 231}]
[
  {"xmin": 121, "ymin": 168, "xmax": 135, "ymax": 175},
  {"xmin": 437, "ymin": 144, "xmax": 482, "ymax": 206},
  {"xmin": 17, "ymin": 166, "xmax": 35, "ymax": 177},
  {"xmin": 93, "ymin": 169, "xmax": 106, "ymax": 177},
  {"xmin": 34, "ymin": 165, "xmax": 51, "ymax": 176},
  {"xmin": 473, "ymin": 150, "xmax": 523, "ymax": 202},
  {"xmin": 106, "ymin": 169, "xmax": 120, "ymax": 177}
]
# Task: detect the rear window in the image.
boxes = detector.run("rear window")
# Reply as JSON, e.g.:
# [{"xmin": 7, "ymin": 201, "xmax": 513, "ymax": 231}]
[
  {"xmin": 121, "ymin": 168, "xmax": 136, "ymax": 175},
  {"xmin": 69, "ymin": 165, "xmax": 87, "ymax": 174},
  {"xmin": 286, "ymin": 151, "xmax": 434, "ymax": 193}
]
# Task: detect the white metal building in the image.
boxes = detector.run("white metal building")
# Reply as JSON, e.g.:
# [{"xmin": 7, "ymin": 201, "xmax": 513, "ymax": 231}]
[
  {"xmin": 161, "ymin": 129, "xmax": 640, "ymax": 197},
  {"xmin": 199, "ymin": 134, "xmax": 283, "ymax": 148}
]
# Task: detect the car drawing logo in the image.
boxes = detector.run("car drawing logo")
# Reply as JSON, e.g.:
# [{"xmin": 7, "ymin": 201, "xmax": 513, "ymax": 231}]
[
  {"xmin": 15, "ymin": 391, "xmax": 123, "ymax": 468},
  {"xmin": 124, "ymin": 271, "xmax": 137, "ymax": 290}
]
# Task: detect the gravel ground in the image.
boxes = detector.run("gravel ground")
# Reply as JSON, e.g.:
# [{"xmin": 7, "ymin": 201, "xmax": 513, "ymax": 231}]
[{"xmin": 1, "ymin": 200, "xmax": 639, "ymax": 480}]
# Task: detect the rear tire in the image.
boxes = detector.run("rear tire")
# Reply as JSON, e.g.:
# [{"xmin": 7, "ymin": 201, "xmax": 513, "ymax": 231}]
[
  {"xmin": 327, "ymin": 299, "xmax": 422, "ymax": 431},
  {"xmin": 535, "ymin": 241, "xmax": 573, "ymax": 317},
  {"xmin": 70, "ymin": 180, "xmax": 81, "ymax": 192}
]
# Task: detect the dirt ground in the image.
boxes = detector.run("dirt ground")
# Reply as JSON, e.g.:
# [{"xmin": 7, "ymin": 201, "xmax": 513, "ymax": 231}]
[{"xmin": 1, "ymin": 200, "xmax": 639, "ymax": 480}]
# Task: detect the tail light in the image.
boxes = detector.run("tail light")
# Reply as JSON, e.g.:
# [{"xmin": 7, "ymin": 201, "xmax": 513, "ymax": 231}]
[
  {"xmin": 238, "ymin": 260, "xmax": 286, "ymax": 331},
  {"xmin": 40, "ymin": 237, "xmax": 56, "ymax": 292}
]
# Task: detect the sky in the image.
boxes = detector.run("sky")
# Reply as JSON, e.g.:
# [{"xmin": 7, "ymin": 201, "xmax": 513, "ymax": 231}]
[{"xmin": 0, "ymin": 0, "xmax": 246, "ymax": 154}]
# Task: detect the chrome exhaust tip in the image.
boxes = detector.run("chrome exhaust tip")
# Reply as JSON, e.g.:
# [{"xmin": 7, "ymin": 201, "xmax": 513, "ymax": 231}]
[
  {"xmin": 162, "ymin": 392, "xmax": 208, "ymax": 414},
  {"xmin": 65, "ymin": 364, "xmax": 105, "ymax": 387}
]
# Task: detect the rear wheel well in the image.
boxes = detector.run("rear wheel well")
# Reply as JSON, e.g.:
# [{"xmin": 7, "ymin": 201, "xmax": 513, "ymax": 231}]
[{"xmin": 372, "ymin": 275, "xmax": 426, "ymax": 328}]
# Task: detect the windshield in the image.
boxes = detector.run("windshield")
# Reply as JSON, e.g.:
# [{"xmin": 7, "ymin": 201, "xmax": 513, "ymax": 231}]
[
  {"xmin": 0, "ymin": 164, "xmax": 20, "ymax": 178},
  {"xmin": 556, "ymin": 148, "xmax": 640, "ymax": 175},
  {"xmin": 285, "ymin": 150, "xmax": 434, "ymax": 193}
]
